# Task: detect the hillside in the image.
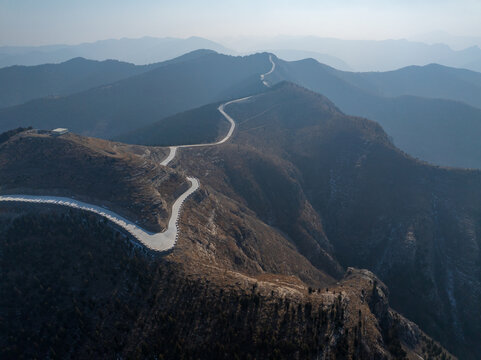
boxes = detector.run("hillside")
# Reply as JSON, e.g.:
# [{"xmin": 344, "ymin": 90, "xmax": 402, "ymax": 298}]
[
  {"xmin": 0, "ymin": 128, "xmax": 183, "ymax": 232},
  {"xmin": 337, "ymin": 63, "xmax": 481, "ymax": 110},
  {"xmin": 268, "ymin": 57, "xmax": 481, "ymax": 169},
  {"xmin": 0, "ymin": 57, "xmax": 157, "ymax": 108},
  {"xmin": 0, "ymin": 52, "xmax": 271, "ymax": 139},
  {"xmin": 0, "ymin": 49, "xmax": 218, "ymax": 109},
  {"xmin": 318, "ymin": 64, "xmax": 481, "ymax": 108},
  {"xmin": 115, "ymin": 103, "xmax": 230, "ymax": 146},
  {"xmin": 173, "ymin": 83, "xmax": 480, "ymax": 358}
]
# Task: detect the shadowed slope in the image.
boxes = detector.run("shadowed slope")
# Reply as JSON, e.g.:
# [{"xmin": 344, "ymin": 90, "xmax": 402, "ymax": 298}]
[
  {"xmin": 216, "ymin": 83, "xmax": 481, "ymax": 358},
  {"xmin": 0, "ymin": 57, "xmax": 157, "ymax": 108},
  {"xmin": 267, "ymin": 58, "xmax": 481, "ymax": 169}
]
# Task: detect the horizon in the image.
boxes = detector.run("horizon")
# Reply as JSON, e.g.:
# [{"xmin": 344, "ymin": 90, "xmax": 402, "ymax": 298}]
[
  {"xmin": 1, "ymin": 0, "xmax": 480, "ymax": 49},
  {"xmin": 1, "ymin": 33, "xmax": 480, "ymax": 49}
]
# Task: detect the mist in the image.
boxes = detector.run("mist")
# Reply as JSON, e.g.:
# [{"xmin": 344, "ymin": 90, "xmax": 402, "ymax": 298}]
[{"xmin": 1, "ymin": 0, "xmax": 480, "ymax": 49}]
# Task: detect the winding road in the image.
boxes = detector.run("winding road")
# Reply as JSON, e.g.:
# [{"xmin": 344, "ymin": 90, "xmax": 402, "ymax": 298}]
[
  {"xmin": 0, "ymin": 54, "xmax": 276, "ymax": 252},
  {"xmin": 160, "ymin": 96, "xmax": 251, "ymax": 167},
  {"xmin": 260, "ymin": 54, "xmax": 276, "ymax": 87},
  {"xmin": 0, "ymin": 178, "xmax": 198, "ymax": 252}
]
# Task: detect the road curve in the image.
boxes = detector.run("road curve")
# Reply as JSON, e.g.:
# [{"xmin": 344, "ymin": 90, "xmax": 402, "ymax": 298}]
[
  {"xmin": 160, "ymin": 96, "xmax": 251, "ymax": 166},
  {"xmin": 260, "ymin": 54, "xmax": 276, "ymax": 87},
  {"xmin": 0, "ymin": 96, "xmax": 250, "ymax": 252},
  {"xmin": 0, "ymin": 177, "xmax": 199, "ymax": 252}
]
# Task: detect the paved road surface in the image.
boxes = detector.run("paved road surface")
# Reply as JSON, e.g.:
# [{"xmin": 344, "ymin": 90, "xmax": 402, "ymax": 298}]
[
  {"xmin": 160, "ymin": 96, "xmax": 251, "ymax": 167},
  {"xmin": 0, "ymin": 177, "xmax": 199, "ymax": 252}
]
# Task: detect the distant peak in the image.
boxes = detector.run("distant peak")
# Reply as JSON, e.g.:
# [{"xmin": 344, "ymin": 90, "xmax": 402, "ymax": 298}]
[
  {"xmin": 173, "ymin": 49, "xmax": 219, "ymax": 61},
  {"xmin": 186, "ymin": 36, "xmax": 209, "ymax": 41},
  {"xmin": 64, "ymin": 57, "xmax": 89, "ymax": 63},
  {"xmin": 187, "ymin": 48, "xmax": 217, "ymax": 55}
]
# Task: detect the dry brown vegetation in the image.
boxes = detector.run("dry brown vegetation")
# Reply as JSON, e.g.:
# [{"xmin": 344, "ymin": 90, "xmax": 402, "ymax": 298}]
[
  {"xmin": 174, "ymin": 82, "xmax": 479, "ymax": 358},
  {"xmin": 0, "ymin": 130, "xmax": 184, "ymax": 231}
]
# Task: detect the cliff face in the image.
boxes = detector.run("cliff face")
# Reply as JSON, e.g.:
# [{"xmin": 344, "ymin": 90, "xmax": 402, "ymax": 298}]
[{"xmin": 178, "ymin": 83, "xmax": 480, "ymax": 357}]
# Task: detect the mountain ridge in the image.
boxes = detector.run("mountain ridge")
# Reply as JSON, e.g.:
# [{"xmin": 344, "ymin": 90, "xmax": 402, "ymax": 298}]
[
  {"xmin": 0, "ymin": 36, "xmax": 234, "ymax": 68},
  {"xmin": 267, "ymin": 57, "xmax": 481, "ymax": 169},
  {"xmin": 230, "ymin": 36, "xmax": 481, "ymax": 72}
]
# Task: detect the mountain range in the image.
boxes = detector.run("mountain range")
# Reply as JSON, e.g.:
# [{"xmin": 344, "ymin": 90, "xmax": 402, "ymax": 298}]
[
  {"xmin": 229, "ymin": 36, "xmax": 481, "ymax": 72},
  {"xmin": 2, "ymin": 47, "xmax": 481, "ymax": 358},
  {"xmin": 5, "ymin": 35, "xmax": 481, "ymax": 73},
  {"xmin": 0, "ymin": 36, "xmax": 232, "ymax": 68},
  {"xmin": 0, "ymin": 49, "xmax": 220, "ymax": 109},
  {"xmin": 0, "ymin": 58, "xmax": 155, "ymax": 108},
  {"xmin": 0, "ymin": 51, "xmax": 269, "ymax": 138},
  {"xmin": 266, "ymin": 56, "xmax": 481, "ymax": 169},
  {"xmin": 409, "ymin": 31, "xmax": 481, "ymax": 51},
  {"xmin": 3, "ymin": 51, "xmax": 481, "ymax": 168}
]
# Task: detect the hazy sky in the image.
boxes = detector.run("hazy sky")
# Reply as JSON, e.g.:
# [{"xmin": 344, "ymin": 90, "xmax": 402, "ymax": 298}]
[{"xmin": 1, "ymin": 0, "xmax": 480, "ymax": 46}]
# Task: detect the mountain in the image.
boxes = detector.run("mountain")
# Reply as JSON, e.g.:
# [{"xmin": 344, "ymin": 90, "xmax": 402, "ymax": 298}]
[
  {"xmin": 0, "ymin": 57, "xmax": 156, "ymax": 108},
  {"xmin": 333, "ymin": 63, "xmax": 481, "ymax": 110},
  {"xmin": 0, "ymin": 49, "xmax": 217, "ymax": 109},
  {"xmin": 195, "ymin": 83, "xmax": 480, "ymax": 358},
  {"xmin": 228, "ymin": 36, "xmax": 481, "ymax": 72},
  {"xmin": 0, "ymin": 51, "xmax": 271, "ymax": 139},
  {"xmin": 0, "ymin": 36, "xmax": 234, "ymax": 68},
  {"xmin": 267, "ymin": 56, "xmax": 481, "ymax": 169},
  {"xmin": 0, "ymin": 127, "xmax": 453, "ymax": 359},
  {"xmin": 266, "ymin": 49, "xmax": 352, "ymax": 70},
  {"xmin": 410, "ymin": 31, "xmax": 481, "ymax": 51},
  {"xmin": 134, "ymin": 83, "xmax": 478, "ymax": 357}
]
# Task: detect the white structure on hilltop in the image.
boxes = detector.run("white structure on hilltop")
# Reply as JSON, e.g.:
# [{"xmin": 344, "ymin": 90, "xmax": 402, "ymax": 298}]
[{"xmin": 51, "ymin": 128, "xmax": 69, "ymax": 136}]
